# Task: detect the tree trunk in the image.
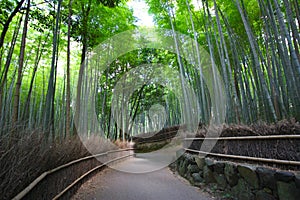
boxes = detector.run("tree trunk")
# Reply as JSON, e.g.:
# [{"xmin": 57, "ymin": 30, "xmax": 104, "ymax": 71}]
[
  {"xmin": 22, "ymin": 34, "xmax": 48, "ymax": 121},
  {"xmin": 66, "ymin": 0, "xmax": 73, "ymax": 136},
  {"xmin": 12, "ymin": 0, "xmax": 30, "ymax": 124},
  {"xmin": 44, "ymin": 0, "xmax": 62, "ymax": 138},
  {"xmin": 74, "ymin": 1, "xmax": 91, "ymax": 133},
  {"xmin": 0, "ymin": 16, "xmax": 22, "ymax": 119},
  {"xmin": 235, "ymin": 0, "xmax": 277, "ymax": 121}
]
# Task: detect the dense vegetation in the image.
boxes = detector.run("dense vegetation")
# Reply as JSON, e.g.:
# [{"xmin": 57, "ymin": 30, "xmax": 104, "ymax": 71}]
[
  {"xmin": 0, "ymin": 0, "xmax": 299, "ymax": 140},
  {"xmin": 0, "ymin": 0, "xmax": 299, "ymax": 198}
]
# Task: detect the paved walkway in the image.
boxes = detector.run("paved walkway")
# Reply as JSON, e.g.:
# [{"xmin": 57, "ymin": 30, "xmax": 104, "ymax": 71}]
[{"xmin": 72, "ymin": 156, "xmax": 214, "ymax": 200}]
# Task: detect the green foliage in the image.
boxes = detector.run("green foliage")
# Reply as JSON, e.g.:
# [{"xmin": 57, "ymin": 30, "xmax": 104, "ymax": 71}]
[
  {"xmin": 96, "ymin": 48, "xmax": 182, "ymax": 136},
  {"xmin": 0, "ymin": 0, "xmax": 15, "ymax": 25},
  {"xmin": 0, "ymin": 0, "xmax": 299, "ymax": 138},
  {"xmin": 0, "ymin": 0, "xmax": 136, "ymax": 136},
  {"xmin": 70, "ymin": 0, "xmax": 135, "ymax": 48}
]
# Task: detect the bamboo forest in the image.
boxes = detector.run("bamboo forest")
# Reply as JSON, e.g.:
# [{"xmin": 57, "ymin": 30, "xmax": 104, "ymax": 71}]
[{"xmin": 0, "ymin": 0, "xmax": 300, "ymax": 199}]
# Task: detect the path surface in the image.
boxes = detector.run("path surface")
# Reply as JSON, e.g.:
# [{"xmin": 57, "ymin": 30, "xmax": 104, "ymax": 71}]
[{"xmin": 72, "ymin": 155, "xmax": 214, "ymax": 200}]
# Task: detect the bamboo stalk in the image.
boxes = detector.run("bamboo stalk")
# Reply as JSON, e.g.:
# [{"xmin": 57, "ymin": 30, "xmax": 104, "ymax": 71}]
[{"xmin": 184, "ymin": 148, "xmax": 300, "ymax": 165}]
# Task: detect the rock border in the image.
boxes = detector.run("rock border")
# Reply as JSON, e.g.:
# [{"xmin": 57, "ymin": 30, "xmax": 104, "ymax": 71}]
[{"xmin": 174, "ymin": 152, "xmax": 300, "ymax": 200}]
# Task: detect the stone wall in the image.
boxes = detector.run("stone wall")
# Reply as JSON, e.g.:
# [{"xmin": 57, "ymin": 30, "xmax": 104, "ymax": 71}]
[{"xmin": 175, "ymin": 152, "xmax": 300, "ymax": 200}]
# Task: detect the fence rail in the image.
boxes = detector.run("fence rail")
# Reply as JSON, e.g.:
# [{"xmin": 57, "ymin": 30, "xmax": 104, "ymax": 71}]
[
  {"xmin": 134, "ymin": 129, "xmax": 300, "ymax": 167},
  {"xmin": 52, "ymin": 154, "xmax": 133, "ymax": 200},
  {"xmin": 12, "ymin": 148, "xmax": 134, "ymax": 200},
  {"xmin": 184, "ymin": 148, "xmax": 300, "ymax": 166},
  {"xmin": 135, "ymin": 129, "xmax": 300, "ymax": 143},
  {"xmin": 183, "ymin": 134, "xmax": 300, "ymax": 140}
]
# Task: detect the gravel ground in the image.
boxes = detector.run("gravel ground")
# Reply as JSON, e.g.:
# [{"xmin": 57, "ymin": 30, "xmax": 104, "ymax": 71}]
[{"xmin": 72, "ymin": 156, "xmax": 215, "ymax": 200}]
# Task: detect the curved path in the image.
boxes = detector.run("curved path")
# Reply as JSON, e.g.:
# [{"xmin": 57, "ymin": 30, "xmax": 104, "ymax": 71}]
[{"xmin": 72, "ymin": 155, "xmax": 214, "ymax": 200}]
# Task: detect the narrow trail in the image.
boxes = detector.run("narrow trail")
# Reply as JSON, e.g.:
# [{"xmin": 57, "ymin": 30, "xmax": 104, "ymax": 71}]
[{"xmin": 72, "ymin": 156, "xmax": 214, "ymax": 200}]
